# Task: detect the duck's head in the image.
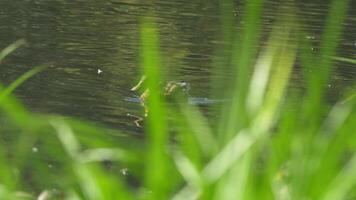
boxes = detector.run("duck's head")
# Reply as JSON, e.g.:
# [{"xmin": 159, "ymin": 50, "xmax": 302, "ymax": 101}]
[{"xmin": 164, "ymin": 80, "xmax": 190, "ymax": 101}]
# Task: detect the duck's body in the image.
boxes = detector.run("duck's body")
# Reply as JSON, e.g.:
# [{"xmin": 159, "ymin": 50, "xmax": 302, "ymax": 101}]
[
  {"xmin": 128, "ymin": 76, "xmax": 190, "ymax": 126},
  {"xmin": 131, "ymin": 76, "xmax": 190, "ymax": 112}
]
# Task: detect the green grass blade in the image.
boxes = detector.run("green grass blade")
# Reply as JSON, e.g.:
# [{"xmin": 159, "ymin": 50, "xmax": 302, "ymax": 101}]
[
  {"xmin": 174, "ymin": 14, "xmax": 297, "ymax": 198},
  {"xmin": 78, "ymin": 148, "xmax": 140, "ymax": 164},
  {"xmin": 0, "ymin": 64, "xmax": 40, "ymax": 128},
  {"xmin": 321, "ymin": 154, "xmax": 356, "ymax": 200},
  {"xmin": 172, "ymin": 150, "xmax": 202, "ymax": 190},
  {"xmin": 333, "ymin": 56, "xmax": 356, "ymax": 65},
  {"xmin": 220, "ymin": 0, "xmax": 263, "ymax": 143},
  {"xmin": 180, "ymin": 104, "xmax": 217, "ymax": 156},
  {"xmin": 140, "ymin": 18, "xmax": 169, "ymax": 199},
  {"xmin": 51, "ymin": 118, "xmax": 134, "ymax": 200},
  {"xmin": 73, "ymin": 163, "xmax": 134, "ymax": 200},
  {"xmin": 50, "ymin": 118, "xmax": 81, "ymax": 159},
  {"xmin": 303, "ymin": 0, "xmax": 349, "ymax": 119},
  {"xmin": 0, "ymin": 65, "xmax": 46, "ymax": 103},
  {"xmin": 213, "ymin": 152, "xmax": 252, "ymax": 200},
  {"xmin": 0, "ymin": 39, "xmax": 26, "ymax": 62}
]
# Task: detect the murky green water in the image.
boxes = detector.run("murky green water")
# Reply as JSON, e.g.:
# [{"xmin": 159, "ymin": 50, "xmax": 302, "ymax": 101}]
[{"xmin": 1, "ymin": 0, "xmax": 355, "ymax": 133}]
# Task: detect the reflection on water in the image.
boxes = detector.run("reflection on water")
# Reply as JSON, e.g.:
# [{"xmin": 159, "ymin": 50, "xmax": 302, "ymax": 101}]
[{"xmin": 0, "ymin": 0, "xmax": 355, "ymax": 133}]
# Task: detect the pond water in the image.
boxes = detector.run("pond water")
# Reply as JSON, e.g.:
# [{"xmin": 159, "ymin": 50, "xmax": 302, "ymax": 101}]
[{"xmin": 0, "ymin": 0, "xmax": 355, "ymax": 134}]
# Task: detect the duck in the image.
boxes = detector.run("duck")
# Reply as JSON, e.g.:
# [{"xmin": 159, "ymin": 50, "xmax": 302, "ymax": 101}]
[{"xmin": 128, "ymin": 75, "xmax": 190, "ymax": 127}]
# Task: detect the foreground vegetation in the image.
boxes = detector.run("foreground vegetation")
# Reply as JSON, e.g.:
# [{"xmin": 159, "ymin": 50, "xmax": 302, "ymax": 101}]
[{"xmin": 0, "ymin": 0, "xmax": 355, "ymax": 199}]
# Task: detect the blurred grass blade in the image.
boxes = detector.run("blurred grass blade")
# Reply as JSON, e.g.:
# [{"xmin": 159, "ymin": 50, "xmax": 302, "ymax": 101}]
[
  {"xmin": 0, "ymin": 89, "xmax": 38, "ymax": 130},
  {"xmin": 317, "ymin": 0, "xmax": 349, "ymax": 78},
  {"xmin": 174, "ymin": 16, "xmax": 297, "ymax": 198},
  {"xmin": 272, "ymin": 176, "xmax": 292, "ymax": 200},
  {"xmin": 74, "ymin": 164, "xmax": 134, "ymax": 200},
  {"xmin": 216, "ymin": 11, "xmax": 297, "ymax": 187},
  {"xmin": 0, "ymin": 0, "xmax": 353, "ymax": 199},
  {"xmin": 0, "ymin": 39, "xmax": 26, "ymax": 62},
  {"xmin": 322, "ymin": 154, "xmax": 356, "ymax": 200},
  {"xmin": 220, "ymin": 0, "xmax": 263, "ymax": 142},
  {"xmin": 304, "ymin": 0, "xmax": 349, "ymax": 116},
  {"xmin": 50, "ymin": 118, "xmax": 81, "ymax": 159},
  {"xmin": 0, "ymin": 65, "xmax": 45, "ymax": 129},
  {"xmin": 66, "ymin": 191, "xmax": 82, "ymax": 200},
  {"xmin": 214, "ymin": 153, "xmax": 252, "ymax": 200},
  {"xmin": 78, "ymin": 148, "xmax": 140, "ymax": 164},
  {"xmin": 173, "ymin": 129, "xmax": 255, "ymax": 199},
  {"xmin": 74, "ymin": 165, "xmax": 106, "ymax": 200},
  {"xmin": 51, "ymin": 118, "xmax": 134, "ymax": 200},
  {"xmin": 172, "ymin": 150, "xmax": 202, "ymax": 190},
  {"xmin": 319, "ymin": 102, "xmax": 352, "ymax": 136},
  {"xmin": 0, "ymin": 65, "xmax": 46, "ymax": 103},
  {"xmin": 203, "ymin": 129, "xmax": 254, "ymax": 183},
  {"xmin": 260, "ymin": 41, "xmax": 296, "ymax": 125},
  {"xmin": 247, "ymin": 35, "xmax": 276, "ymax": 114},
  {"xmin": 333, "ymin": 56, "xmax": 356, "ymax": 65},
  {"xmin": 0, "ymin": 185, "xmax": 12, "ymax": 200},
  {"xmin": 210, "ymin": 0, "xmax": 235, "ymax": 98},
  {"xmin": 181, "ymin": 104, "xmax": 217, "ymax": 156},
  {"xmin": 341, "ymin": 92, "xmax": 356, "ymax": 104},
  {"xmin": 140, "ymin": 17, "xmax": 169, "ymax": 199},
  {"xmin": 0, "ymin": 146, "xmax": 16, "ymax": 188},
  {"xmin": 301, "ymin": 101, "xmax": 353, "ymax": 198},
  {"xmin": 172, "ymin": 185, "xmax": 200, "ymax": 200}
]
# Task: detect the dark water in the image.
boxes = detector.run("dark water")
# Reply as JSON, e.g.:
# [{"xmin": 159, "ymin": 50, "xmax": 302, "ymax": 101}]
[{"xmin": 0, "ymin": 0, "xmax": 355, "ymax": 133}]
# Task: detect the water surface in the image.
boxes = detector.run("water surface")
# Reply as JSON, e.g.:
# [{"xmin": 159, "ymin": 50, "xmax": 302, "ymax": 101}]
[{"xmin": 0, "ymin": 0, "xmax": 355, "ymax": 134}]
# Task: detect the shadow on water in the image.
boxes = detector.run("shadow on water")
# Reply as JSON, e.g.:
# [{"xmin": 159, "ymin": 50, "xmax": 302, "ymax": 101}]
[{"xmin": 0, "ymin": 0, "xmax": 355, "ymax": 133}]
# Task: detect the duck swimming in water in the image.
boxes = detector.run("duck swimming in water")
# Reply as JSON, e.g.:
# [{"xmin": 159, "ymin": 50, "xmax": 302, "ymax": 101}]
[{"xmin": 128, "ymin": 75, "xmax": 190, "ymax": 127}]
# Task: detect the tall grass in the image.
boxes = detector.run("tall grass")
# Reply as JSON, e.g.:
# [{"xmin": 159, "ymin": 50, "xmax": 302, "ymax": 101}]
[{"xmin": 0, "ymin": 0, "xmax": 355, "ymax": 199}]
